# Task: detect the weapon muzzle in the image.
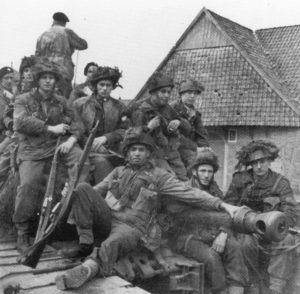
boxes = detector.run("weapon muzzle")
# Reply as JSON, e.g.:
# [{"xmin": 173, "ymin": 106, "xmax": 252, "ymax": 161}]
[{"xmin": 233, "ymin": 206, "xmax": 288, "ymax": 242}]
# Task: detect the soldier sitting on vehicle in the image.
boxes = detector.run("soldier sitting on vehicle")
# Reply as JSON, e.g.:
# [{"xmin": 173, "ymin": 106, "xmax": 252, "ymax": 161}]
[
  {"xmin": 13, "ymin": 61, "xmax": 89, "ymax": 253},
  {"xmin": 170, "ymin": 78, "xmax": 209, "ymax": 168},
  {"xmin": 224, "ymin": 140, "xmax": 299, "ymax": 294},
  {"xmin": 73, "ymin": 66, "xmax": 130, "ymax": 183},
  {"xmin": 68, "ymin": 61, "xmax": 98, "ymax": 106},
  {"xmin": 129, "ymin": 73, "xmax": 190, "ymax": 180},
  {"xmin": 18, "ymin": 55, "xmax": 36, "ymax": 94},
  {"xmin": 54, "ymin": 127, "xmax": 241, "ymax": 290},
  {"xmin": 171, "ymin": 148, "xmax": 248, "ymax": 294}
]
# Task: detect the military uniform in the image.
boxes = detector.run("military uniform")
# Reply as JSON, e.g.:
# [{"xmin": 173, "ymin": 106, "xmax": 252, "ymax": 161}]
[
  {"xmin": 13, "ymin": 89, "xmax": 87, "ymax": 227},
  {"xmin": 73, "ymin": 94, "xmax": 129, "ymax": 182},
  {"xmin": 170, "ymin": 100, "xmax": 209, "ymax": 167},
  {"xmin": 173, "ymin": 177, "xmax": 248, "ymax": 292},
  {"xmin": 130, "ymin": 97, "xmax": 190, "ymax": 180},
  {"xmin": 70, "ymin": 161, "xmax": 223, "ymax": 269},
  {"xmin": 68, "ymin": 82, "xmax": 93, "ymax": 107},
  {"xmin": 225, "ymin": 169, "xmax": 298, "ymax": 293},
  {"xmin": 35, "ymin": 25, "xmax": 87, "ymax": 97}
]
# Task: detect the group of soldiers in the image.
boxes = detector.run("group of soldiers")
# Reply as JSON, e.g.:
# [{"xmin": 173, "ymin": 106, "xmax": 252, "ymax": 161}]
[{"xmin": 0, "ymin": 11, "xmax": 299, "ymax": 294}]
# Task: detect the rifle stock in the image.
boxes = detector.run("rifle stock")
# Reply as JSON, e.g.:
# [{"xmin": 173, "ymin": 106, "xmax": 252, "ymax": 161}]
[{"xmin": 17, "ymin": 121, "xmax": 99, "ymax": 268}]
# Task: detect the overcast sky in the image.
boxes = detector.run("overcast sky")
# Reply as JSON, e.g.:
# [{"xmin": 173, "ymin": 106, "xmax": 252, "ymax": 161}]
[{"xmin": 1, "ymin": 0, "xmax": 300, "ymax": 99}]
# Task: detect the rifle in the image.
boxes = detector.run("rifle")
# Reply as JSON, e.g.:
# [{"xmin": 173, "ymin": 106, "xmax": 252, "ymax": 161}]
[
  {"xmin": 17, "ymin": 121, "xmax": 99, "ymax": 268},
  {"xmin": 35, "ymin": 137, "xmax": 61, "ymax": 242}
]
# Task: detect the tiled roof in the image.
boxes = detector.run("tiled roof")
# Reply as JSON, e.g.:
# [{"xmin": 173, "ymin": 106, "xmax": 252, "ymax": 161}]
[
  {"xmin": 256, "ymin": 25, "xmax": 300, "ymax": 102},
  {"xmin": 134, "ymin": 7, "xmax": 300, "ymax": 126},
  {"xmin": 160, "ymin": 46, "xmax": 300, "ymax": 126}
]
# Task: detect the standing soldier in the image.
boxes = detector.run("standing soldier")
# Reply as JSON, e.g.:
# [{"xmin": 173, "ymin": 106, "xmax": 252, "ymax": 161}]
[
  {"xmin": 170, "ymin": 78, "xmax": 209, "ymax": 167},
  {"xmin": 35, "ymin": 12, "xmax": 88, "ymax": 97},
  {"xmin": 54, "ymin": 128, "xmax": 241, "ymax": 290},
  {"xmin": 172, "ymin": 148, "xmax": 248, "ymax": 294},
  {"xmin": 68, "ymin": 62, "xmax": 98, "ymax": 107},
  {"xmin": 73, "ymin": 66, "xmax": 129, "ymax": 183},
  {"xmin": 13, "ymin": 61, "xmax": 89, "ymax": 253},
  {"xmin": 130, "ymin": 73, "xmax": 189, "ymax": 180},
  {"xmin": 225, "ymin": 140, "xmax": 298, "ymax": 294}
]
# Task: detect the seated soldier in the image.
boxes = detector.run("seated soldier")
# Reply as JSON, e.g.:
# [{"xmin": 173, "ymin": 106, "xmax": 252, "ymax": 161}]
[
  {"xmin": 225, "ymin": 140, "xmax": 298, "ymax": 294},
  {"xmin": 13, "ymin": 61, "xmax": 89, "ymax": 253},
  {"xmin": 55, "ymin": 127, "xmax": 241, "ymax": 290},
  {"xmin": 130, "ymin": 73, "xmax": 190, "ymax": 180},
  {"xmin": 68, "ymin": 61, "xmax": 98, "ymax": 106},
  {"xmin": 73, "ymin": 66, "xmax": 129, "ymax": 183},
  {"xmin": 18, "ymin": 55, "xmax": 36, "ymax": 94},
  {"xmin": 170, "ymin": 78, "xmax": 209, "ymax": 168},
  {"xmin": 172, "ymin": 148, "xmax": 248, "ymax": 294}
]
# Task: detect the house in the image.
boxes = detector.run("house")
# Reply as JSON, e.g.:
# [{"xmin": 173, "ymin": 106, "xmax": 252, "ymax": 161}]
[{"xmin": 134, "ymin": 7, "xmax": 300, "ymax": 195}]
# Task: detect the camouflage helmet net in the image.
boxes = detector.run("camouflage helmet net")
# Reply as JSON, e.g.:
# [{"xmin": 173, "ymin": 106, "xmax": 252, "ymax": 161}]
[
  {"xmin": 91, "ymin": 66, "xmax": 122, "ymax": 89},
  {"xmin": 236, "ymin": 140, "xmax": 279, "ymax": 169}
]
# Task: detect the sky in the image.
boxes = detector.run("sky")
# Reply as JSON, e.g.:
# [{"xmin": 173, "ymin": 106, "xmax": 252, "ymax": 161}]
[{"xmin": 1, "ymin": 0, "xmax": 300, "ymax": 99}]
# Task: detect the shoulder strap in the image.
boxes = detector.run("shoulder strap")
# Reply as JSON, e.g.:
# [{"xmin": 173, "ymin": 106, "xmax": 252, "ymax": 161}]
[{"xmin": 271, "ymin": 174, "xmax": 283, "ymax": 194}]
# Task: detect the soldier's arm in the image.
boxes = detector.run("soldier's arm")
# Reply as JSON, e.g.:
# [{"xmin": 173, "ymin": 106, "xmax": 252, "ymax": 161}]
[
  {"xmin": 224, "ymin": 173, "xmax": 244, "ymax": 205},
  {"xmin": 194, "ymin": 112, "xmax": 209, "ymax": 147},
  {"xmin": 66, "ymin": 29, "xmax": 88, "ymax": 50},
  {"xmin": 93, "ymin": 168, "xmax": 118, "ymax": 198},
  {"xmin": 13, "ymin": 96, "xmax": 47, "ymax": 135},
  {"xmin": 157, "ymin": 169, "xmax": 223, "ymax": 211},
  {"xmin": 277, "ymin": 177, "xmax": 298, "ymax": 227}
]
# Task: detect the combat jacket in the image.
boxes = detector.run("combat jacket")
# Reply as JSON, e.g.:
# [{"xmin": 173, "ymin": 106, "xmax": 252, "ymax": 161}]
[
  {"xmin": 130, "ymin": 97, "xmax": 191, "ymax": 158},
  {"xmin": 14, "ymin": 90, "xmax": 82, "ymax": 161},
  {"xmin": 225, "ymin": 169, "xmax": 298, "ymax": 226},
  {"xmin": 170, "ymin": 100, "xmax": 209, "ymax": 149},
  {"xmin": 68, "ymin": 82, "xmax": 93, "ymax": 107},
  {"xmin": 94, "ymin": 161, "xmax": 223, "ymax": 234},
  {"xmin": 0, "ymin": 86, "xmax": 14, "ymax": 137},
  {"xmin": 35, "ymin": 25, "xmax": 88, "ymax": 81},
  {"xmin": 73, "ymin": 94, "xmax": 129, "ymax": 153}
]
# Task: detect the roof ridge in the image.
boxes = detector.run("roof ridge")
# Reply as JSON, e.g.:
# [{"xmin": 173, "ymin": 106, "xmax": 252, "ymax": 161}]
[{"xmin": 256, "ymin": 24, "xmax": 300, "ymax": 32}]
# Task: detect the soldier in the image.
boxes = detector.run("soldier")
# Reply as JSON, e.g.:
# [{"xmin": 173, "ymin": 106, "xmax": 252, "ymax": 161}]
[
  {"xmin": 68, "ymin": 62, "xmax": 98, "ymax": 106},
  {"xmin": 225, "ymin": 140, "xmax": 298, "ymax": 294},
  {"xmin": 18, "ymin": 55, "xmax": 36, "ymax": 94},
  {"xmin": 55, "ymin": 128, "xmax": 241, "ymax": 290},
  {"xmin": 35, "ymin": 12, "xmax": 88, "ymax": 97},
  {"xmin": 13, "ymin": 61, "xmax": 89, "ymax": 253},
  {"xmin": 173, "ymin": 148, "xmax": 248, "ymax": 294},
  {"xmin": 130, "ymin": 73, "xmax": 190, "ymax": 180},
  {"xmin": 170, "ymin": 78, "xmax": 209, "ymax": 167},
  {"xmin": 73, "ymin": 66, "xmax": 129, "ymax": 183}
]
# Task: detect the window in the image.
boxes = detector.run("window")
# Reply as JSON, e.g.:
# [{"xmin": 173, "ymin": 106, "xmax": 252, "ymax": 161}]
[{"xmin": 228, "ymin": 129, "xmax": 237, "ymax": 143}]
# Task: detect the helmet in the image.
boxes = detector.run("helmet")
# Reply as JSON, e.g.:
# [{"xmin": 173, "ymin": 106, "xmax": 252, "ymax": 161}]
[
  {"xmin": 188, "ymin": 147, "xmax": 219, "ymax": 174},
  {"xmin": 0, "ymin": 67, "xmax": 14, "ymax": 80},
  {"xmin": 122, "ymin": 127, "xmax": 155, "ymax": 155},
  {"xmin": 91, "ymin": 66, "xmax": 122, "ymax": 89},
  {"xmin": 33, "ymin": 60, "xmax": 61, "ymax": 81},
  {"xmin": 148, "ymin": 73, "xmax": 174, "ymax": 93},
  {"xmin": 19, "ymin": 55, "xmax": 36, "ymax": 75},
  {"xmin": 179, "ymin": 78, "xmax": 204, "ymax": 94},
  {"xmin": 236, "ymin": 140, "xmax": 279, "ymax": 168}
]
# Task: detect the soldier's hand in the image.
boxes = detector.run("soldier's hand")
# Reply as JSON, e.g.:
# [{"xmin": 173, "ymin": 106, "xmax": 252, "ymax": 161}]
[
  {"xmin": 167, "ymin": 119, "xmax": 181, "ymax": 133},
  {"xmin": 211, "ymin": 232, "xmax": 227, "ymax": 253},
  {"xmin": 47, "ymin": 124, "xmax": 70, "ymax": 135},
  {"xmin": 58, "ymin": 136, "xmax": 77, "ymax": 154},
  {"xmin": 147, "ymin": 116, "xmax": 160, "ymax": 131},
  {"xmin": 92, "ymin": 136, "xmax": 108, "ymax": 153},
  {"xmin": 220, "ymin": 202, "xmax": 240, "ymax": 218}
]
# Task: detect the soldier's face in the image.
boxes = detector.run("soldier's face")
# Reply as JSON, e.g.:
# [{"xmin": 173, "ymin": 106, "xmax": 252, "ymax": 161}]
[
  {"xmin": 1, "ymin": 73, "xmax": 14, "ymax": 90},
  {"xmin": 127, "ymin": 144, "xmax": 151, "ymax": 166},
  {"xmin": 97, "ymin": 80, "xmax": 113, "ymax": 98},
  {"xmin": 22, "ymin": 67, "xmax": 33, "ymax": 82},
  {"xmin": 196, "ymin": 164, "xmax": 214, "ymax": 186},
  {"xmin": 249, "ymin": 150, "xmax": 271, "ymax": 177},
  {"xmin": 181, "ymin": 90, "xmax": 201, "ymax": 107},
  {"xmin": 38, "ymin": 73, "xmax": 56, "ymax": 92},
  {"xmin": 153, "ymin": 87, "xmax": 172, "ymax": 106},
  {"xmin": 86, "ymin": 65, "xmax": 98, "ymax": 81}
]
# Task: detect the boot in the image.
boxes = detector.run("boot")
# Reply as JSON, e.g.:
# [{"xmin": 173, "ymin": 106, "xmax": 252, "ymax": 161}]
[
  {"xmin": 16, "ymin": 224, "xmax": 30, "ymax": 253},
  {"xmin": 58, "ymin": 243, "xmax": 93, "ymax": 258},
  {"xmin": 227, "ymin": 285, "xmax": 244, "ymax": 294},
  {"xmin": 55, "ymin": 258, "xmax": 99, "ymax": 290}
]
